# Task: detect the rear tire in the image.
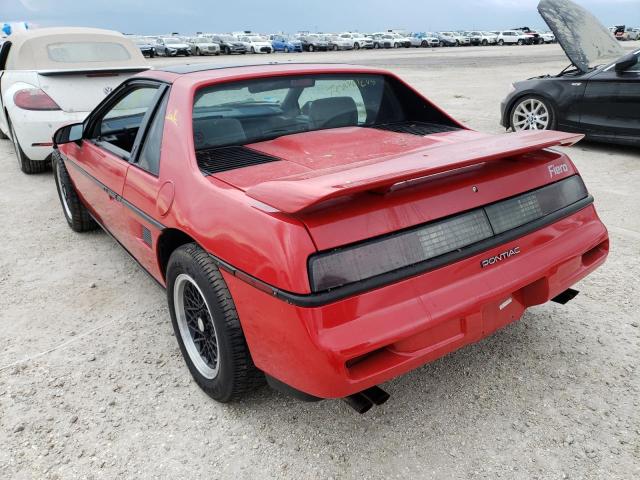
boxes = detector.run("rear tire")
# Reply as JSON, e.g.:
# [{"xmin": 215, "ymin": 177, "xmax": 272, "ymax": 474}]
[
  {"xmin": 52, "ymin": 151, "xmax": 98, "ymax": 232},
  {"xmin": 10, "ymin": 120, "xmax": 49, "ymax": 174},
  {"xmin": 167, "ymin": 243, "xmax": 264, "ymax": 402}
]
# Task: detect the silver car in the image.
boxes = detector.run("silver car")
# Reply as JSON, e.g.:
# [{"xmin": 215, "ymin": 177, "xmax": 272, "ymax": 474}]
[{"xmin": 187, "ymin": 37, "xmax": 220, "ymax": 56}]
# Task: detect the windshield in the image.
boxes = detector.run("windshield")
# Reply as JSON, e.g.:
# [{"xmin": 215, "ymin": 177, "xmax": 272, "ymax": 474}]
[
  {"xmin": 193, "ymin": 74, "xmax": 402, "ymax": 150},
  {"xmin": 164, "ymin": 38, "xmax": 182, "ymax": 44},
  {"xmin": 248, "ymin": 36, "xmax": 266, "ymax": 42}
]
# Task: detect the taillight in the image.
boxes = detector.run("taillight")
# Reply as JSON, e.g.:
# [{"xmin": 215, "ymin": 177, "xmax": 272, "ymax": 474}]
[{"xmin": 13, "ymin": 88, "xmax": 61, "ymax": 111}]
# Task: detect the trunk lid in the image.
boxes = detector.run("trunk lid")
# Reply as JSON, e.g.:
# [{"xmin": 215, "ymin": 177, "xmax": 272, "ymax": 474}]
[
  {"xmin": 210, "ymin": 127, "xmax": 583, "ymax": 249},
  {"xmin": 538, "ymin": 0, "xmax": 624, "ymax": 73},
  {"xmin": 37, "ymin": 68, "xmax": 147, "ymax": 112}
]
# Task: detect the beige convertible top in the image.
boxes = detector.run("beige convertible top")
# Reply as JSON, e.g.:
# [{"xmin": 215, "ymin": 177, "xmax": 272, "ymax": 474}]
[{"xmin": 5, "ymin": 27, "xmax": 146, "ymax": 71}]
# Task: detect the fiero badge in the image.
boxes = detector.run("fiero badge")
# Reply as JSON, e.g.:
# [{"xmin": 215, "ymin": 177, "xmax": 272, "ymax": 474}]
[
  {"xmin": 481, "ymin": 247, "xmax": 521, "ymax": 268},
  {"xmin": 548, "ymin": 163, "xmax": 569, "ymax": 178}
]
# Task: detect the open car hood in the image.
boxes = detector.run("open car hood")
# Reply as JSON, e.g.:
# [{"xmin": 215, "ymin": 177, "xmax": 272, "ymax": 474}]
[{"xmin": 538, "ymin": 0, "xmax": 624, "ymax": 72}]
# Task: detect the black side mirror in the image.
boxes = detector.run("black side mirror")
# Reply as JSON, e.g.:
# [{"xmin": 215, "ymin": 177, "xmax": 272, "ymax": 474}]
[
  {"xmin": 615, "ymin": 53, "xmax": 638, "ymax": 73},
  {"xmin": 53, "ymin": 123, "xmax": 83, "ymax": 146}
]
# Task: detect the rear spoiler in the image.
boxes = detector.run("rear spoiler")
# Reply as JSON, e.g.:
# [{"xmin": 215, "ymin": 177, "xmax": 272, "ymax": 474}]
[
  {"xmin": 38, "ymin": 66, "xmax": 150, "ymax": 76},
  {"xmin": 245, "ymin": 130, "xmax": 583, "ymax": 214}
]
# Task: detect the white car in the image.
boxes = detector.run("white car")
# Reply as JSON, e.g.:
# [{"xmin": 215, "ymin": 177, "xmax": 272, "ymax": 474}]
[
  {"xmin": 324, "ymin": 35, "xmax": 353, "ymax": 51},
  {"xmin": 540, "ymin": 31, "xmax": 556, "ymax": 43},
  {"xmin": 373, "ymin": 32, "xmax": 410, "ymax": 48},
  {"xmin": 239, "ymin": 35, "xmax": 273, "ymax": 54},
  {"xmin": 187, "ymin": 37, "xmax": 220, "ymax": 56},
  {"xmin": 0, "ymin": 27, "xmax": 147, "ymax": 173},
  {"xmin": 439, "ymin": 31, "xmax": 470, "ymax": 46},
  {"xmin": 496, "ymin": 30, "xmax": 528, "ymax": 45},
  {"xmin": 338, "ymin": 33, "xmax": 373, "ymax": 50}
]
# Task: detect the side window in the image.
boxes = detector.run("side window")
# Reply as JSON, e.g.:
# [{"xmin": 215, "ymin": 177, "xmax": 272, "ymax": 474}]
[
  {"xmin": 298, "ymin": 79, "xmax": 369, "ymax": 124},
  {"xmin": 136, "ymin": 92, "xmax": 168, "ymax": 176},
  {"xmin": 629, "ymin": 55, "xmax": 640, "ymax": 73},
  {"xmin": 94, "ymin": 86, "xmax": 159, "ymax": 157}
]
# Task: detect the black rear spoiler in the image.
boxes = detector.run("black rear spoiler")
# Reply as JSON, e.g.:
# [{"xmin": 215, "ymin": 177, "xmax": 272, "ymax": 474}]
[{"xmin": 38, "ymin": 67, "xmax": 150, "ymax": 77}]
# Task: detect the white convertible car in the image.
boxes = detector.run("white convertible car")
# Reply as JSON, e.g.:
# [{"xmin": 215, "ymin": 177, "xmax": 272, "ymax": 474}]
[{"xmin": 0, "ymin": 27, "xmax": 147, "ymax": 173}]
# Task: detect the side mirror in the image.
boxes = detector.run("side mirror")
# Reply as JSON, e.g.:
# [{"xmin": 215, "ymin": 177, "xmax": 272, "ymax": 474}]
[
  {"xmin": 53, "ymin": 123, "xmax": 83, "ymax": 146},
  {"xmin": 615, "ymin": 53, "xmax": 638, "ymax": 73}
]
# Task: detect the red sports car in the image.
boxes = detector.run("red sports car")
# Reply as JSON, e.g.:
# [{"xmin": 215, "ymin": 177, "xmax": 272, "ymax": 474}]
[{"xmin": 52, "ymin": 63, "xmax": 609, "ymax": 413}]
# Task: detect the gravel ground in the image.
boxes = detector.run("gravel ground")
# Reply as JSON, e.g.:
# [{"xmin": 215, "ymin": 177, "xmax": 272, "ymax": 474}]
[{"xmin": 0, "ymin": 43, "xmax": 639, "ymax": 480}]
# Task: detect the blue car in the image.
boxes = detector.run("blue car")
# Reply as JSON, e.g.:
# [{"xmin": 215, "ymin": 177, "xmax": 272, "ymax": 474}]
[{"xmin": 270, "ymin": 35, "xmax": 302, "ymax": 52}]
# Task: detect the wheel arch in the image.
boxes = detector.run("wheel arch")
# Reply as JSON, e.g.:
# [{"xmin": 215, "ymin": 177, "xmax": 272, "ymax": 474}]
[{"xmin": 157, "ymin": 228, "xmax": 200, "ymax": 281}]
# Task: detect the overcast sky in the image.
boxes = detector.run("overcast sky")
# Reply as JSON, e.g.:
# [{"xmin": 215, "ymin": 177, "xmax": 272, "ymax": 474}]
[{"xmin": 3, "ymin": 0, "xmax": 639, "ymax": 34}]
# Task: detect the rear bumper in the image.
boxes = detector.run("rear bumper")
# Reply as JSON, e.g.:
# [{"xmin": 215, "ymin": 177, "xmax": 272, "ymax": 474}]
[
  {"xmin": 9, "ymin": 108, "xmax": 88, "ymax": 161},
  {"xmin": 225, "ymin": 204, "xmax": 608, "ymax": 399}
]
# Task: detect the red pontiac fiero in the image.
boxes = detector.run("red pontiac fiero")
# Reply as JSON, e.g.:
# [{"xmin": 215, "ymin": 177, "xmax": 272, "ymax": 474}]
[{"xmin": 52, "ymin": 63, "xmax": 609, "ymax": 413}]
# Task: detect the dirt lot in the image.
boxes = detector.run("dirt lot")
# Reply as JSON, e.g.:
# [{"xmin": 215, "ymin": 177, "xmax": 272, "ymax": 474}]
[{"xmin": 1, "ymin": 43, "xmax": 639, "ymax": 480}]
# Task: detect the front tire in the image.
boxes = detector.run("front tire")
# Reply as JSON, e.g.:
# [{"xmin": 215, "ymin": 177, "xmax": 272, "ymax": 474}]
[
  {"xmin": 510, "ymin": 95, "xmax": 556, "ymax": 132},
  {"xmin": 167, "ymin": 244, "xmax": 263, "ymax": 402},
  {"xmin": 52, "ymin": 151, "xmax": 98, "ymax": 232}
]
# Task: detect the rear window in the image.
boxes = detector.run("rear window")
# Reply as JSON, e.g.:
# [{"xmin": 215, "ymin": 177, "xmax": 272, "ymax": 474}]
[
  {"xmin": 47, "ymin": 42, "xmax": 131, "ymax": 63},
  {"xmin": 192, "ymin": 73, "xmax": 459, "ymax": 151},
  {"xmin": 193, "ymin": 74, "xmax": 387, "ymax": 150}
]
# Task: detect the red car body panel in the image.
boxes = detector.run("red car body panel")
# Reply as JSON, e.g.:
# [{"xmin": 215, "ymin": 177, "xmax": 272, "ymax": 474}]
[
  {"xmin": 57, "ymin": 64, "xmax": 609, "ymax": 400},
  {"xmin": 224, "ymin": 206, "xmax": 607, "ymax": 398}
]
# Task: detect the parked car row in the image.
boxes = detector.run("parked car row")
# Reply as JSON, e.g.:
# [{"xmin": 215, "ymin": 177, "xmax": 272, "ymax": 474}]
[
  {"xmin": 610, "ymin": 25, "xmax": 640, "ymax": 41},
  {"xmin": 123, "ymin": 28, "xmax": 564, "ymax": 57}
]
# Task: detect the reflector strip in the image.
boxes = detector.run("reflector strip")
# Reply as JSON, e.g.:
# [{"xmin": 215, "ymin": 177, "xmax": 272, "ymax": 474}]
[{"xmin": 309, "ymin": 175, "xmax": 589, "ymax": 292}]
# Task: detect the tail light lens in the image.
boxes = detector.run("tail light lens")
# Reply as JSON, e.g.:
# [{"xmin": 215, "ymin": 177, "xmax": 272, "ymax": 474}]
[
  {"xmin": 13, "ymin": 88, "xmax": 61, "ymax": 111},
  {"xmin": 308, "ymin": 175, "xmax": 589, "ymax": 293}
]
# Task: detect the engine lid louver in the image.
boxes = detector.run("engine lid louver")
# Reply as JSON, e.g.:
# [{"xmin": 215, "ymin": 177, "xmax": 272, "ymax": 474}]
[
  {"xmin": 370, "ymin": 121, "xmax": 461, "ymax": 136},
  {"xmin": 196, "ymin": 146, "xmax": 281, "ymax": 175}
]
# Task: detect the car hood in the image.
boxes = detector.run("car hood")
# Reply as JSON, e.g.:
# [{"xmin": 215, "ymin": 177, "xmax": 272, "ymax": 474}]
[
  {"xmin": 538, "ymin": 0, "xmax": 624, "ymax": 72},
  {"xmin": 166, "ymin": 43, "xmax": 189, "ymax": 49}
]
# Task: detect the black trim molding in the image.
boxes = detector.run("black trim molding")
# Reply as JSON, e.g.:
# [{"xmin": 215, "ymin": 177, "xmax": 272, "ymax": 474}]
[
  {"xmin": 64, "ymin": 155, "xmax": 166, "ymax": 231},
  {"xmin": 210, "ymin": 196, "xmax": 594, "ymax": 308}
]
